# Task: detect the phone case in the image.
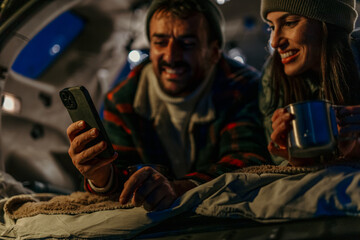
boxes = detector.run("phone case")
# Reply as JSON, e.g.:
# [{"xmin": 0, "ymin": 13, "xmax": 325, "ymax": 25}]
[{"xmin": 59, "ymin": 86, "xmax": 115, "ymax": 159}]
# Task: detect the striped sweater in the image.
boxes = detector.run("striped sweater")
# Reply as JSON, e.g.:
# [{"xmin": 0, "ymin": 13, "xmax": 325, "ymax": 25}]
[{"xmin": 86, "ymin": 55, "xmax": 271, "ymax": 194}]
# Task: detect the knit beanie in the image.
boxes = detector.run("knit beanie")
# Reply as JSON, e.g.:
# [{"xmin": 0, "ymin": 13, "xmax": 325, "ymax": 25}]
[
  {"xmin": 145, "ymin": 0, "xmax": 225, "ymax": 48},
  {"xmin": 260, "ymin": 0, "xmax": 358, "ymax": 33}
]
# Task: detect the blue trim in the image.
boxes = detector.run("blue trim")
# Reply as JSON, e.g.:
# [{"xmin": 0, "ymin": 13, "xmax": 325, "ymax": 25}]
[{"xmin": 11, "ymin": 11, "xmax": 84, "ymax": 79}]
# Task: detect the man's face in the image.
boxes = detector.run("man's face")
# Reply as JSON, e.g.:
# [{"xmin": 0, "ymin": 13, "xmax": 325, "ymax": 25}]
[{"xmin": 149, "ymin": 11, "xmax": 220, "ymax": 97}]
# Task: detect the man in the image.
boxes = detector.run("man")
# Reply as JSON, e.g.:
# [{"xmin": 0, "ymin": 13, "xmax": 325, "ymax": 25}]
[{"xmin": 67, "ymin": 0, "xmax": 270, "ymax": 211}]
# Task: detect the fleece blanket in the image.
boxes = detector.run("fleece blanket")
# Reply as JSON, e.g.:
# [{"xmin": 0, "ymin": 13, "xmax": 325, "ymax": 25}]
[
  {"xmin": 4, "ymin": 192, "xmax": 133, "ymax": 219},
  {"xmin": 0, "ymin": 164, "xmax": 360, "ymax": 239}
]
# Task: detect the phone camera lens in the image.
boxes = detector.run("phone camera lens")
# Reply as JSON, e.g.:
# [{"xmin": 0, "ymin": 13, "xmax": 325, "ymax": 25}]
[{"xmin": 60, "ymin": 90, "xmax": 77, "ymax": 109}]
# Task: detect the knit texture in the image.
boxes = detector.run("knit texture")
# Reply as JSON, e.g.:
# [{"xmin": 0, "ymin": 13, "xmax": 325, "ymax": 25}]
[{"xmin": 260, "ymin": 0, "xmax": 357, "ymax": 33}]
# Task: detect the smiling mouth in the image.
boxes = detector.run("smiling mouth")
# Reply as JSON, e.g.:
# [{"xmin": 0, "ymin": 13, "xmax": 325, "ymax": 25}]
[
  {"xmin": 280, "ymin": 50, "xmax": 299, "ymax": 64},
  {"xmin": 162, "ymin": 66, "xmax": 186, "ymax": 79},
  {"xmin": 164, "ymin": 67, "xmax": 184, "ymax": 74}
]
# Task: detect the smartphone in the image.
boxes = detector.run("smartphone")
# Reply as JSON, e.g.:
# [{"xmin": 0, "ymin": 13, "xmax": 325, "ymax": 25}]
[{"xmin": 59, "ymin": 86, "xmax": 115, "ymax": 159}]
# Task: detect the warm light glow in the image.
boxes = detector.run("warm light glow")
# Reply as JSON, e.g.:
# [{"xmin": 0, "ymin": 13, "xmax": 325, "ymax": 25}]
[
  {"xmin": 234, "ymin": 56, "xmax": 245, "ymax": 64},
  {"xmin": 128, "ymin": 50, "xmax": 149, "ymax": 69},
  {"xmin": 2, "ymin": 92, "xmax": 21, "ymax": 114},
  {"xmin": 128, "ymin": 50, "xmax": 141, "ymax": 63},
  {"xmin": 216, "ymin": 0, "xmax": 226, "ymax": 5},
  {"xmin": 228, "ymin": 47, "xmax": 246, "ymax": 64}
]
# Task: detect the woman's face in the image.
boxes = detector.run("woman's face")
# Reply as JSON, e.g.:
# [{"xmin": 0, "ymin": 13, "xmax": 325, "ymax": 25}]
[{"xmin": 266, "ymin": 11, "xmax": 323, "ymax": 77}]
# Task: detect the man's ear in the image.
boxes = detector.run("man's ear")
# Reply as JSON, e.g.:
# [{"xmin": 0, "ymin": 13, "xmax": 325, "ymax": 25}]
[{"xmin": 210, "ymin": 40, "xmax": 221, "ymax": 64}]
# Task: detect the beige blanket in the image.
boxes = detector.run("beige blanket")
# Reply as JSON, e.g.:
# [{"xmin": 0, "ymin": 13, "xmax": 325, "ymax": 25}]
[
  {"xmin": 5, "ymin": 165, "xmax": 322, "ymax": 220},
  {"xmin": 5, "ymin": 163, "xmax": 358, "ymax": 220},
  {"xmin": 1, "ymin": 164, "xmax": 360, "ymax": 239},
  {"xmin": 5, "ymin": 192, "xmax": 133, "ymax": 220}
]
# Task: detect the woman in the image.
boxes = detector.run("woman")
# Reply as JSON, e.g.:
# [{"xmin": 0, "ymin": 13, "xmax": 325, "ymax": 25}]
[{"xmin": 259, "ymin": 0, "xmax": 360, "ymax": 166}]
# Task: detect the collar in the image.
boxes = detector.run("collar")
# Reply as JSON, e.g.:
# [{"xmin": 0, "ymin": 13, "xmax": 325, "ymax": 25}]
[{"xmin": 133, "ymin": 63, "xmax": 215, "ymax": 123}]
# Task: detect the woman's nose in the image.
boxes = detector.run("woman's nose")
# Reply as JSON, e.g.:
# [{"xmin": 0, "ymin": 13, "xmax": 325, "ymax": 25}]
[{"xmin": 270, "ymin": 29, "xmax": 286, "ymax": 50}]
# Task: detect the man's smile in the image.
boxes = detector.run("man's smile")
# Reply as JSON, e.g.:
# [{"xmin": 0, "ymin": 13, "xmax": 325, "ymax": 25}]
[{"xmin": 162, "ymin": 66, "xmax": 187, "ymax": 79}]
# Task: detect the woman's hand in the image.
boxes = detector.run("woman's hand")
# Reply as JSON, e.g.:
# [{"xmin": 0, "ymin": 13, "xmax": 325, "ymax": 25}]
[
  {"xmin": 269, "ymin": 108, "xmax": 329, "ymax": 166},
  {"xmin": 268, "ymin": 108, "xmax": 293, "ymax": 159},
  {"xmin": 335, "ymin": 105, "xmax": 360, "ymax": 159}
]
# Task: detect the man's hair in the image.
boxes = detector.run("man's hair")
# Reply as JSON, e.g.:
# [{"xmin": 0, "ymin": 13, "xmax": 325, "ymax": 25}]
[
  {"xmin": 269, "ymin": 22, "xmax": 360, "ymax": 107},
  {"xmin": 145, "ymin": 0, "xmax": 225, "ymax": 48}
]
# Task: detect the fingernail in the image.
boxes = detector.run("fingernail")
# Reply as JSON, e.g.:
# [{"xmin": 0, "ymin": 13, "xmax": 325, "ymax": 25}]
[
  {"xmin": 78, "ymin": 121, "xmax": 84, "ymax": 127},
  {"xmin": 91, "ymin": 128, "xmax": 97, "ymax": 136}
]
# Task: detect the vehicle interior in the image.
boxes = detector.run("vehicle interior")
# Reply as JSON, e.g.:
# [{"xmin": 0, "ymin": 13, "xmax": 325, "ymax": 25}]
[
  {"xmin": 1, "ymin": 0, "xmax": 360, "ymax": 239},
  {"xmin": 0, "ymin": 0, "xmax": 271, "ymax": 194}
]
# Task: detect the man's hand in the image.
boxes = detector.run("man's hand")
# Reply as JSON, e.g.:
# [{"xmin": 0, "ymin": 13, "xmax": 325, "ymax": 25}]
[
  {"xmin": 119, "ymin": 167, "xmax": 197, "ymax": 211},
  {"xmin": 67, "ymin": 120, "xmax": 117, "ymax": 187}
]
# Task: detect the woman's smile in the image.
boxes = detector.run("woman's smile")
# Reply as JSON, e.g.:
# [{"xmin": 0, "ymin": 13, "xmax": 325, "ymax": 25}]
[{"xmin": 280, "ymin": 50, "xmax": 300, "ymax": 64}]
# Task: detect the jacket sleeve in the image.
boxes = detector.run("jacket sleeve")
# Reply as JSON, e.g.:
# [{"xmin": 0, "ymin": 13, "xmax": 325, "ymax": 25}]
[{"xmin": 103, "ymin": 92, "xmax": 143, "ymax": 169}]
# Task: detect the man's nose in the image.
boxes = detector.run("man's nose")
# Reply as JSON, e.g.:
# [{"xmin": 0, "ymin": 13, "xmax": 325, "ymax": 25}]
[{"xmin": 164, "ymin": 39, "xmax": 182, "ymax": 63}]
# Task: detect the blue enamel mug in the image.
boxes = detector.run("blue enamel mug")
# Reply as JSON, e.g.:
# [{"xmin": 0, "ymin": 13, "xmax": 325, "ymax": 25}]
[{"xmin": 286, "ymin": 100, "xmax": 338, "ymax": 158}]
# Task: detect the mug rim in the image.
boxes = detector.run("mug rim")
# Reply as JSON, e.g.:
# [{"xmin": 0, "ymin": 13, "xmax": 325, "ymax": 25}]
[{"xmin": 285, "ymin": 99, "xmax": 332, "ymax": 109}]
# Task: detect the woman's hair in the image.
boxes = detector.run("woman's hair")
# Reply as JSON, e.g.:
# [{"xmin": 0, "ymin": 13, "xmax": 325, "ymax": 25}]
[{"xmin": 269, "ymin": 22, "xmax": 360, "ymax": 106}]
